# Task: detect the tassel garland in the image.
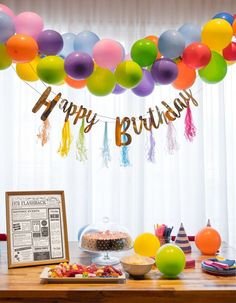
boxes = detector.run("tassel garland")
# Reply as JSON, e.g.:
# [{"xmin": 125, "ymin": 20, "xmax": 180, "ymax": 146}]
[
  {"xmin": 166, "ymin": 121, "xmax": 179, "ymax": 154},
  {"xmin": 147, "ymin": 129, "xmax": 156, "ymax": 162},
  {"xmin": 58, "ymin": 120, "xmax": 73, "ymax": 157},
  {"xmin": 76, "ymin": 118, "xmax": 88, "ymax": 162},
  {"xmin": 37, "ymin": 119, "xmax": 50, "ymax": 146},
  {"xmin": 102, "ymin": 122, "xmax": 111, "ymax": 167},
  {"xmin": 184, "ymin": 102, "xmax": 196, "ymax": 142}
]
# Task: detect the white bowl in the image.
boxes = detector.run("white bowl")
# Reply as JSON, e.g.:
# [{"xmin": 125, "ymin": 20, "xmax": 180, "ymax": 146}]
[{"xmin": 120, "ymin": 256, "xmax": 155, "ymax": 276}]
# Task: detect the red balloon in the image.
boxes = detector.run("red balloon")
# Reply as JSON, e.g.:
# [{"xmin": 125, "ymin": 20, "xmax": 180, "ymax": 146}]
[
  {"xmin": 223, "ymin": 42, "xmax": 236, "ymax": 61},
  {"xmin": 182, "ymin": 42, "xmax": 211, "ymax": 69}
]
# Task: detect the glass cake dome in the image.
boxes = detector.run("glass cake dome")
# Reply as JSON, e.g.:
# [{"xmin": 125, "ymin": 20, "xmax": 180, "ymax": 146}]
[{"xmin": 78, "ymin": 217, "xmax": 133, "ymax": 265}]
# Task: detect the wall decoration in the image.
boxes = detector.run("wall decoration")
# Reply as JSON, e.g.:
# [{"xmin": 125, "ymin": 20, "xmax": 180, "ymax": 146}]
[{"xmin": 5, "ymin": 191, "xmax": 69, "ymax": 268}]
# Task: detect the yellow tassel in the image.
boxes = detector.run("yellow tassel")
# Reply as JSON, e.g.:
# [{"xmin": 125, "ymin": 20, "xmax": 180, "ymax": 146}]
[{"xmin": 58, "ymin": 120, "xmax": 73, "ymax": 157}]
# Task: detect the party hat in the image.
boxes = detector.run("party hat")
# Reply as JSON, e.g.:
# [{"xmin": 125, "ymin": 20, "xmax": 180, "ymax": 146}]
[{"xmin": 175, "ymin": 223, "xmax": 192, "ymax": 254}]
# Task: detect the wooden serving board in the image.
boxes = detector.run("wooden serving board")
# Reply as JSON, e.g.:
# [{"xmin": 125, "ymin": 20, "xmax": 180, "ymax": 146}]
[{"xmin": 40, "ymin": 267, "xmax": 126, "ymax": 284}]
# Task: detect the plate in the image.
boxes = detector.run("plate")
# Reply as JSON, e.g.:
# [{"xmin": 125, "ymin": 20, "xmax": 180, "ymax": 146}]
[
  {"xmin": 40, "ymin": 267, "xmax": 126, "ymax": 283},
  {"xmin": 201, "ymin": 263, "xmax": 236, "ymax": 277}
]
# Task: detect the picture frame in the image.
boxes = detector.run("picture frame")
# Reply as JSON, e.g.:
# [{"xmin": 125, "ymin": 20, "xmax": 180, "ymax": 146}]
[{"xmin": 5, "ymin": 190, "xmax": 69, "ymax": 268}]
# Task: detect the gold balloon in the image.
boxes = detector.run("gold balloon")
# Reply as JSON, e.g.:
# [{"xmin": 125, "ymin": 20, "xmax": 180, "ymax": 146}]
[
  {"xmin": 134, "ymin": 233, "xmax": 160, "ymax": 257},
  {"xmin": 16, "ymin": 56, "xmax": 40, "ymax": 82}
]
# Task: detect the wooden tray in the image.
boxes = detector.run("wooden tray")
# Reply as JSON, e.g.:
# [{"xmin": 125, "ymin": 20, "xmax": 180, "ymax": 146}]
[{"xmin": 40, "ymin": 267, "xmax": 126, "ymax": 284}]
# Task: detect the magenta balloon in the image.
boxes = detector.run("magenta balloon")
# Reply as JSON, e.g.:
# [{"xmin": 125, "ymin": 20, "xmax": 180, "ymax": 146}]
[
  {"xmin": 93, "ymin": 39, "xmax": 123, "ymax": 69},
  {"xmin": 15, "ymin": 11, "xmax": 43, "ymax": 39},
  {"xmin": 37, "ymin": 30, "xmax": 63, "ymax": 55},
  {"xmin": 64, "ymin": 51, "xmax": 94, "ymax": 79},
  {"xmin": 151, "ymin": 58, "xmax": 178, "ymax": 85},
  {"xmin": 132, "ymin": 69, "xmax": 155, "ymax": 96},
  {"xmin": 0, "ymin": 4, "xmax": 15, "ymax": 19}
]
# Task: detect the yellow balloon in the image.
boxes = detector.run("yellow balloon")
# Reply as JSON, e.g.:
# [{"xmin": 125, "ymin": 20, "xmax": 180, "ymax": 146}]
[
  {"xmin": 202, "ymin": 18, "xmax": 233, "ymax": 51},
  {"xmin": 16, "ymin": 56, "xmax": 40, "ymax": 81},
  {"xmin": 134, "ymin": 233, "xmax": 160, "ymax": 257}
]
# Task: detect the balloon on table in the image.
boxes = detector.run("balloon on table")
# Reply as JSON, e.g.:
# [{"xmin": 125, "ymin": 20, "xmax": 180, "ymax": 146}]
[
  {"xmin": 0, "ymin": 12, "xmax": 15, "ymax": 43},
  {"xmin": 115, "ymin": 61, "xmax": 143, "ymax": 88},
  {"xmin": 93, "ymin": 39, "xmax": 124, "ymax": 69},
  {"xmin": 112, "ymin": 84, "xmax": 126, "ymax": 94},
  {"xmin": 178, "ymin": 23, "xmax": 201, "ymax": 46},
  {"xmin": 201, "ymin": 18, "xmax": 233, "ymax": 51},
  {"xmin": 16, "ymin": 56, "xmax": 40, "ymax": 81},
  {"xmin": 212, "ymin": 12, "xmax": 234, "ymax": 25},
  {"xmin": 195, "ymin": 224, "xmax": 221, "ymax": 255},
  {"xmin": 60, "ymin": 33, "xmax": 76, "ymax": 58},
  {"xmin": 155, "ymin": 244, "xmax": 185, "ymax": 278},
  {"xmin": 158, "ymin": 30, "xmax": 185, "ymax": 58},
  {"xmin": 37, "ymin": 30, "xmax": 63, "ymax": 55},
  {"xmin": 0, "ymin": 4, "xmax": 15, "ymax": 19},
  {"xmin": 134, "ymin": 233, "xmax": 160, "ymax": 257},
  {"xmin": 74, "ymin": 31, "xmax": 100, "ymax": 56},
  {"xmin": 132, "ymin": 69, "xmax": 155, "ymax": 97},
  {"xmin": 15, "ymin": 11, "xmax": 44, "ymax": 39},
  {"xmin": 198, "ymin": 51, "xmax": 227, "ymax": 84},
  {"xmin": 182, "ymin": 42, "xmax": 211, "ymax": 69},
  {"xmin": 131, "ymin": 38, "xmax": 157, "ymax": 67},
  {"xmin": 0, "ymin": 44, "xmax": 12, "ymax": 70},
  {"xmin": 223, "ymin": 42, "xmax": 236, "ymax": 61},
  {"xmin": 172, "ymin": 60, "xmax": 196, "ymax": 90},
  {"xmin": 64, "ymin": 51, "xmax": 94, "ymax": 79},
  {"xmin": 87, "ymin": 67, "xmax": 115, "ymax": 96},
  {"xmin": 37, "ymin": 55, "xmax": 66, "ymax": 84},
  {"xmin": 151, "ymin": 58, "xmax": 178, "ymax": 85},
  {"xmin": 6, "ymin": 34, "xmax": 38, "ymax": 63},
  {"xmin": 65, "ymin": 75, "xmax": 86, "ymax": 89}
]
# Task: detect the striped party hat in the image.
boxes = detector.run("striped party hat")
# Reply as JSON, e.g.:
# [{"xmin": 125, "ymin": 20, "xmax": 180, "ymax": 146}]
[{"xmin": 175, "ymin": 223, "xmax": 192, "ymax": 254}]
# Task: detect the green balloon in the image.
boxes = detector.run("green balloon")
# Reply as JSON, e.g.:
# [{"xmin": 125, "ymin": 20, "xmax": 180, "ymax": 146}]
[
  {"xmin": 37, "ymin": 56, "xmax": 66, "ymax": 84},
  {"xmin": 87, "ymin": 67, "xmax": 115, "ymax": 96},
  {"xmin": 131, "ymin": 39, "xmax": 157, "ymax": 67},
  {"xmin": 198, "ymin": 51, "xmax": 227, "ymax": 84},
  {"xmin": 0, "ymin": 44, "xmax": 12, "ymax": 70},
  {"xmin": 115, "ymin": 61, "xmax": 143, "ymax": 88},
  {"xmin": 155, "ymin": 244, "xmax": 185, "ymax": 278}
]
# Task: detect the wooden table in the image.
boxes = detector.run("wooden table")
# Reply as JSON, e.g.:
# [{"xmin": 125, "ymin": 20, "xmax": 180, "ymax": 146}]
[{"xmin": 0, "ymin": 241, "xmax": 235, "ymax": 303}]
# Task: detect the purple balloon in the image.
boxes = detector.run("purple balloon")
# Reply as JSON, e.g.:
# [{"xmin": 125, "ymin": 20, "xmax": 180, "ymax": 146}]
[
  {"xmin": 37, "ymin": 30, "xmax": 63, "ymax": 55},
  {"xmin": 64, "ymin": 51, "xmax": 94, "ymax": 79},
  {"xmin": 151, "ymin": 58, "xmax": 178, "ymax": 85},
  {"xmin": 112, "ymin": 83, "xmax": 126, "ymax": 94},
  {"xmin": 132, "ymin": 69, "xmax": 154, "ymax": 97}
]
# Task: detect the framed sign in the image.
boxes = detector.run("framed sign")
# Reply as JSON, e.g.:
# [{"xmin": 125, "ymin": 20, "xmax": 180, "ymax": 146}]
[{"xmin": 5, "ymin": 191, "xmax": 69, "ymax": 268}]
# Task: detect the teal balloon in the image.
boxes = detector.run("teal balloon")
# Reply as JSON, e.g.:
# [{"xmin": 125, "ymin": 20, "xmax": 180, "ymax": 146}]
[{"xmin": 198, "ymin": 51, "xmax": 227, "ymax": 84}]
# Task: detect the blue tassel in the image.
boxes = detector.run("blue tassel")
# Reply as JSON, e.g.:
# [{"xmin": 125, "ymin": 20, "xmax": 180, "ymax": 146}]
[
  {"xmin": 121, "ymin": 124, "xmax": 130, "ymax": 167},
  {"xmin": 102, "ymin": 122, "xmax": 111, "ymax": 167}
]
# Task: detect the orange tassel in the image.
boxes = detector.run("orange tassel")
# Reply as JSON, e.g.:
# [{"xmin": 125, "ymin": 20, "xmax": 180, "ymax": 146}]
[{"xmin": 37, "ymin": 119, "xmax": 50, "ymax": 146}]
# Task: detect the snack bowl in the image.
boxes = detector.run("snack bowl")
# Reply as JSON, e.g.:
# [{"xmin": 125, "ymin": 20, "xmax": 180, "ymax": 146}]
[{"xmin": 120, "ymin": 254, "xmax": 155, "ymax": 276}]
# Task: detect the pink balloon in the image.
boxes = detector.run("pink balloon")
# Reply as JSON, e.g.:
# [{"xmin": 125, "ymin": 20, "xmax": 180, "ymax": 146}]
[
  {"xmin": 0, "ymin": 4, "xmax": 15, "ymax": 19},
  {"xmin": 93, "ymin": 39, "xmax": 123, "ymax": 69},
  {"xmin": 15, "ymin": 11, "xmax": 44, "ymax": 39}
]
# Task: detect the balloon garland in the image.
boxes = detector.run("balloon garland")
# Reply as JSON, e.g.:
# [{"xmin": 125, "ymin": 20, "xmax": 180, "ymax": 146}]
[{"xmin": 1, "ymin": 5, "xmax": 236, "ymax": 96}]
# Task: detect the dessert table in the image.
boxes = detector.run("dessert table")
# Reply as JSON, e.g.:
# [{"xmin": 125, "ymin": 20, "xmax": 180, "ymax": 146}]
[{"xmin": 0, "ymin": 241, "xmax": 235, "ymax": 303}]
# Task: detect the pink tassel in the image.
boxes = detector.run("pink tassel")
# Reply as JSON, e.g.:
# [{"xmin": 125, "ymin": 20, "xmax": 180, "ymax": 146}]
[
  {"xmin": 184, "ymin": 102, "xmax": 196, "ymax": 142},
  {"xmin": 167, "ymin": 121, "xmax": 179, "ymax": 154}
]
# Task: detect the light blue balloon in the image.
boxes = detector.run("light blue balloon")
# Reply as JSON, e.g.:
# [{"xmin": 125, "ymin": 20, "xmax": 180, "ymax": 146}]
[
  {"xmin": 74, "ymin": 31, "xmax": 100, "ymax": 56},
  {"xmin": 178, "ymin": 23, "xmax": 201, "ymax": 46},
  {"xmin": 0, "ymin": 12, "xmax": 15, "ymax": 43},
  {"xmin": 158, "ymin": 30, "xmax": 185, "ymax": 59},
  {"xmin": 60, "ymin": 33, "xmax": 76, "ymax": 58}
]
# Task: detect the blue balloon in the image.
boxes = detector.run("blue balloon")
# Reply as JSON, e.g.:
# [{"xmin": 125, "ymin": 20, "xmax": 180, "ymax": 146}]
[
  {"xmin": 0, "ymin": 12, "xmax": 15, "ymax": 43},
  {"xmin": 158, "ymin": 30, "xmax": 185, "ymax": 59},
  {"xmin": 213, "ymin": 12, "xmax": 234, "ymax": 25},
  {"xmin": 74, "ymin": 31, "xmax": 100, "ymax": 56},
  {"xmin": 60, "ymin": 32, "xmax": 76, "ymax": 58},
  {"xmin": 178, "ymin": 23, "xmax": 201, "ymax": 46}
]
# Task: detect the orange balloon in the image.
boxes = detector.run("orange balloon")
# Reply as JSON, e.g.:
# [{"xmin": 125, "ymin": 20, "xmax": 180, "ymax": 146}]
[
  {"xmin": 233, "ymin": 18, "xmax": 236, "ymax": 36},
  {"xmin": 145, "ymin": 35, "xmax": 161, "ymax": 59},
  {"xmin": 195, "ymin": 226, "xmax": 221, "ymax": 255},
  {"xmin": 65, "ymin": 75, "xmax": 87, "ymax": 89},
  {"xmin": 172, "ymin": 60, "xmax": 196, "ymax": 90},
  {"xmin": 6, "ymin": 34, "xmax": 38, "ymax": 63}
]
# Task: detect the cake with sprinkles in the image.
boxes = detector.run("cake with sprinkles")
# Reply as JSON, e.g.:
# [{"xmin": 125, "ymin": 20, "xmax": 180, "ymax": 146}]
[
  {"xmin": 175, "ymin": 223, "xmax": 192, "ymax": 254},
  {"xmin": 81, "ymin": 230, "xmax": 132, "ymax": 251}
]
